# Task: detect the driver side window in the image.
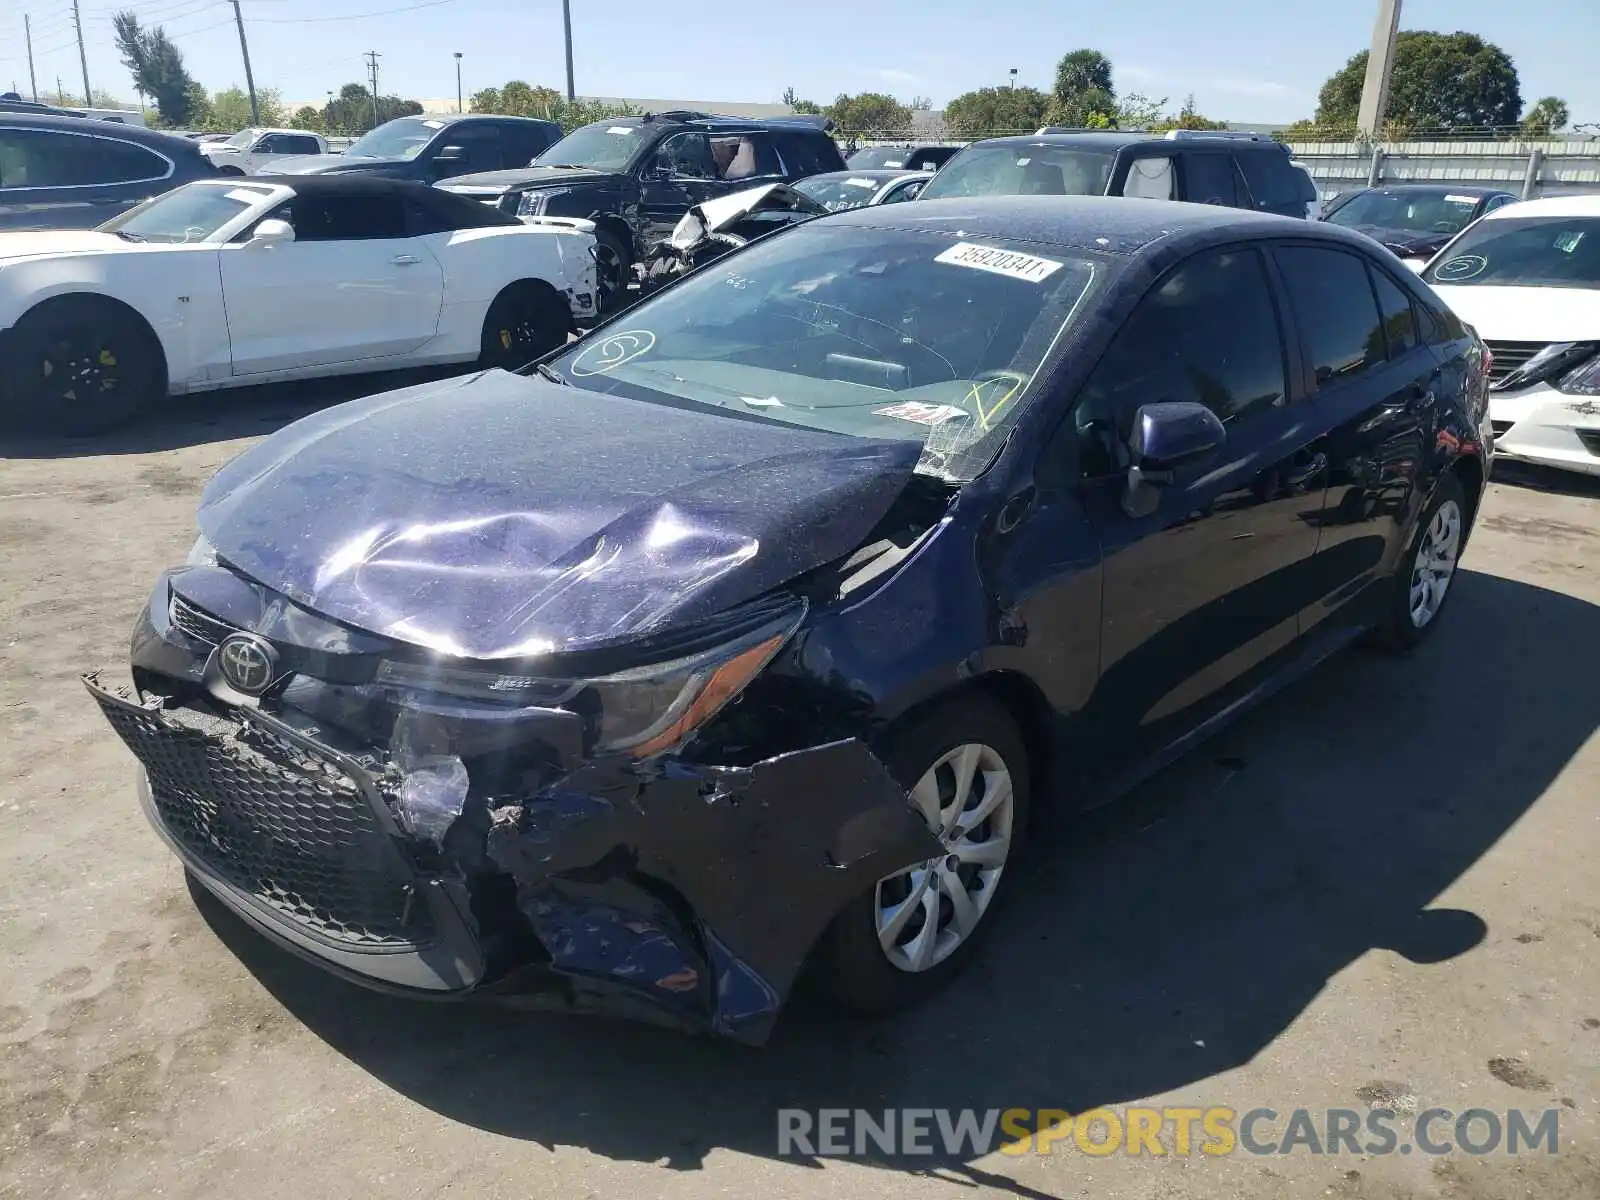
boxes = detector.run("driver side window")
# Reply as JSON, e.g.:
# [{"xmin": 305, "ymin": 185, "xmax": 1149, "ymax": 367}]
[
  {"xmin": 1074, "ymin": 246, "xmax": 1289, "ymax": 477},
  {"xmin": 651, "ymin": 133, "xmax": 714, "ymax": 180}
]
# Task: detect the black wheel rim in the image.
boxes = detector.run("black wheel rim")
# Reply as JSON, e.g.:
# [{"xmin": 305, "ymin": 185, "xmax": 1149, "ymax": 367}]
[
  {"xmin": 595, "ymin": 244, "xmax": 624, "ymax": 306},
  {"xmin": 492, "ymin": 300, "xmax": 553, "ymax": 365},
  {"xmin": 37, "ymin": 333, "xmax": 124, "ymax": 409}
]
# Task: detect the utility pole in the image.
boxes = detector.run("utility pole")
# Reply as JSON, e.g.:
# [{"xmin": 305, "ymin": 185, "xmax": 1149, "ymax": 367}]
[
  {"xmin": 1356, "ymin": 0, "xmax": 1402, "ymax": 139},
  {"xmin": 24, "ymin": 15, "xmax": 39, "ymax": 102},
  {"xmin": 70, "ymin": 0, "xmax": 91, "ymax": 106},
  {"xmin": 229, "ymin": 0, "xmax": 260, "ymax": 124},
  {"xmin": 365, "ymin": 51, "xmax": 381, "ymax": 129},
  {"xmin": 454, "ymin": 51, "xmax": 462, "ymax": 113},
  {"xmin": 561, "ymin": 0, "xmax": 574, "ymax": 102}
]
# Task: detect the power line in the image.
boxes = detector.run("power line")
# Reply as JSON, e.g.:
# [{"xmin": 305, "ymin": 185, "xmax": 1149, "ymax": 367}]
[{"xmin": 250, "ymin": 0, "xmax": 453, "ymax": 22}]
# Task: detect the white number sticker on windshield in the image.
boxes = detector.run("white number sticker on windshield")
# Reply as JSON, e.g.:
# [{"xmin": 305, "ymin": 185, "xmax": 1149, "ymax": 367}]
[
  {"xmin": 934, "ymin": 241, "xmax": 1064, "ymax": 283},
  {"xmin": 874, "ymin": 402, "xmax": 970, "ymax": 425},
  {"xmin": 1434, "ymin": 254, "xmax": 1488, "ymax": 281}
]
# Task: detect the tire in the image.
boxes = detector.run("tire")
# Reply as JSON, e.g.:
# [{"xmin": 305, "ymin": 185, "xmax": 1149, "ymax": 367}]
[
  {"xmin": 592, "ymin": 227, "xmax": 632, "ymax": 313},
  {"xmin": 815, "ymin": 694, "xmax": 1031, "ymax": 1014},
  {"xmin": 477, "ymin": 282, "xmax": 571, "ymax": 371},
  {"xmin": 0, "ymin": 297, "xmax": 164, "ymax": 436},
  {"xmin": 1375, "ymin": 472, "xmax": 1467, "ymax": 651}
]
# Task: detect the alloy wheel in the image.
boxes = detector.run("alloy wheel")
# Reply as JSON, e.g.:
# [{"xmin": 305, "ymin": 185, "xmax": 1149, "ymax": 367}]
[
  {"xmin": 873, "ymin": 742, "xmax": 1015, "ymax": 973},
  {"xmin": 1409, "ymin": 498, "xmax": 1462, "ymax": 628}
]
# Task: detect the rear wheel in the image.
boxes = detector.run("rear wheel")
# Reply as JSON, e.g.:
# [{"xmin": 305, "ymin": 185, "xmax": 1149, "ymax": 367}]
[
  {"xmin": 1375, "ymin": 472, "xmax": 1466, "ymax": 651},
  {"xmin": 816, "ymin": 695, "xmax": 1030, "ymax": 1013},
  {"xmin": 0, "ymin": 298, "xmax": 164, "ymax": 436},
  {"xmin": 477, "ymin": 282, "xmax": 571, "ymax": 371}
]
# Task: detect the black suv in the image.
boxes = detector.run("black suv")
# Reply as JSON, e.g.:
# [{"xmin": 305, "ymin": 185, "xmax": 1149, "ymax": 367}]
[
  {"xmin": 268, "ymin": 114, "xmax": 563, "ymax": 183},
  {"xmin": 1, "ymin": 112, "xmax": 220, "ymax": 231},
  {"xmin": 919, "ymin": 129, "xmax": 1318, "ymax": 219},
  {"xmin": 437, "ymin": 111, "xmax": 847, "ymax": 306}
]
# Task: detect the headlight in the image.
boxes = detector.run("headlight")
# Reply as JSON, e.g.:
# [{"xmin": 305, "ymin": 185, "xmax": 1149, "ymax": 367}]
[
  {"xmin": 374, "ymin": 599, "xmax": 805, "ymax": 758},
  {"xmin": 185, "ymin": 534, "xmax": 218, "ymax": 567},
  {"xmin": 517, "ymin": 187, "xmax": 570, "ymax": 217},
  {"xmin": 1556, "ymin": 346, "xmax": 1600, "ymax": 396}
]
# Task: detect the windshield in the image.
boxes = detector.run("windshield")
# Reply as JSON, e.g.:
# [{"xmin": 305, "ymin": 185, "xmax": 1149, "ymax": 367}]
[
  {"xmin": 918, "ymin": 144, "xmax": 1114, "ymax": 200},
  {"xmin": 1327, "ymin": 190, "xmax": 1483, "ymax": 235},
  {"xmin": 847, "ymin": 147, "xmax": 912, "ymax": 170},
  {"xmin": 1423, "ymin": 216, "xmax": 1600, "ymax": 290},
  {"xmin": 99, "ymin": 182, "xmax": 272, "ymax": 242},
  {"xmin": 545, "ymin": 223, "xmax": 1102, "ymax": 481},
  {"xmin": 223, "ymin": 128, "xmax": 258, "ymax": 150},
  {"xmin": 794, "ymin": 175, "xmax": 887, "ymax": 212},
  {"xmin": 534, "ymin": 121, "xmax": 646, "ymax": 170},
  {"xmin": 345, "ymin": 117, "xmax": 442, "ymax": 160}
]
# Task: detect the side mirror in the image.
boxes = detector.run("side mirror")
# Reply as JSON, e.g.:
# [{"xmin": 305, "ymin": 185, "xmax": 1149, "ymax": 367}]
[
  {"xmin": 639, "ymin": 164, "xmax": 669, "ymax": 183},
  {"xmin": 434, "ymin": 144, "xmax": 467, "ymax": 163},
  {"xmin": 248, "ymin": 218, "xmax": 295, "ymax": 246},
  {"xmin": 1127, "ymin": 401, "xmax": 1225, "ymax": 482}
]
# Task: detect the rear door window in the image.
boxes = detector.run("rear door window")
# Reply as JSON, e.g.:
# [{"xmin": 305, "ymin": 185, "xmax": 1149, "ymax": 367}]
[
  {"xmin": 1274, "ymin": 245, "xmax": 1386, "ymax": 384},
  {"xmin": 1121, "ymin": 154, "xmax": 1176, "ymax": 199},
  {"xmin": 1181, "ymin": 152, "xmax": 1240, "ymax": 206},
  {"xmin": 1237, "ymin": 151, "xmax": 1314, "ymax": 210},
  {"xmin": 0, "ymin": 128, "xmax": 170, "ymax": 188},
  {"xmin": 1371, "ymin": 268, "xmax": 1420, "ymax": 359}
]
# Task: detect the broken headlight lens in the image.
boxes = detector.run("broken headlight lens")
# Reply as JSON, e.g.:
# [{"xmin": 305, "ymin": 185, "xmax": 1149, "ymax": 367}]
[
  {"xmin": 1556, "ymin": 346, "xmax": 1600, "ymax": 396},
  {"xmin": 185, "ymin": 534, "xmax": 218, "ymax": 567},
  {"xmin": 517, "ymin": 187, "xmax": 571, "ymax": 217},
  {"xmin": 374, "ymin": 599, "xmax": 805, "ymax": 757}
]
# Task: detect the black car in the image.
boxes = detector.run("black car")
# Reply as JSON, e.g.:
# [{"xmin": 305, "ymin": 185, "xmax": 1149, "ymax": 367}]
[
  {"xmin": 920, "ymin": 129, "xmax": 1319, "ymax": 219},
  {"xmin": 0, "ymin": 112, "xmax": 220, "ymax": 230},
  {"xmin": 268, "ymin": 113, "xmax": 562, "ymax": 184},
  {"xmin": 1320, "ymin": 184, "xmax": 1520, "ymax": 266},
  {"xmin": 88, "ymin": 196, "xmax": 1490, "ymax": 1043},
  {"xmin": 845, "ymin": 143, "xmax": 960, "ymax": 172},
  {"xmin": 436, "ymin": 112, "xmax": 847, "ymax": 307}
]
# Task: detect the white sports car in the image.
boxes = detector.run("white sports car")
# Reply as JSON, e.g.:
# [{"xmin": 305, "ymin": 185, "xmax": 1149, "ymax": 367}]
[
  {"xmin": 1420, "ymin": 195, "xmax": 1600, "ymax": 477},
  {"xmin": 0, "ymin": 175, "xmax": 598, "ymax": 434}
]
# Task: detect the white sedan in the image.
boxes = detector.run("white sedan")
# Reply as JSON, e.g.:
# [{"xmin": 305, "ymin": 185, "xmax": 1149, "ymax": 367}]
[
  {"xmin": 1420, "ymin": 195, "xmax": 1600, "ymax": 477},
  {"xmin": 0, "ymin": 175, "xmax": 598, "ymax": 434}
]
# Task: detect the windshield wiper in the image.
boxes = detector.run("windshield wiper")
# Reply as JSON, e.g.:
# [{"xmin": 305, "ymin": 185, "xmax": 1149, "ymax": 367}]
[
  {"xmin": 113, "ymin": 230, "xmax": 146, "ymax": 242},
  {"xmin": 533, "ymin": 362, "xmax": 568, "ymax": 385}
]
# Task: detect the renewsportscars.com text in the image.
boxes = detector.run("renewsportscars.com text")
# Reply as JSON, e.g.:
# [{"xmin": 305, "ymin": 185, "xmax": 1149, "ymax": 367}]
[{"xmin": 776, "ymin": 1106, "xmax": 1561, "ymax": 1158}]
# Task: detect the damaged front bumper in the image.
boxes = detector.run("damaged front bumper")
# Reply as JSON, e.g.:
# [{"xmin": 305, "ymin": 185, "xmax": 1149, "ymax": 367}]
[{"xmin": 85, "ymin": 665, "xmax": 939, "ymax": 1043}]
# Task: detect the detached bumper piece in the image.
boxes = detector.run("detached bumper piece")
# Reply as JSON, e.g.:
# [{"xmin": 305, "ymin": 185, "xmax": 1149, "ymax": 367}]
[{"xmin": 83, "ymin": 675, "xmax": 485, "ymax": 994}]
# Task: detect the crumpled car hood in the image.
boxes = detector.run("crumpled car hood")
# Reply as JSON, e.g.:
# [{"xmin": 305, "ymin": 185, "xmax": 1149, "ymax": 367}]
[
  {"xmin": 1346, "ymin": 222, "xmax": 1450, "ymax": 257},
  {"xmin": 196, "ymin": 370, "xmax": 923, "ymax": 659}
]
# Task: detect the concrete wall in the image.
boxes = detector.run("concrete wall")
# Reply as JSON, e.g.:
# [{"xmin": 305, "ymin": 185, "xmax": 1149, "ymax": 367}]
[{"xmin": 1287, "ymin": 138, "xmax": 1600, "ymax": 201}]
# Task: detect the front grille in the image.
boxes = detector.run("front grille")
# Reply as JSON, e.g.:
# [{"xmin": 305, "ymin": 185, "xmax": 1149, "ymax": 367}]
[
  {"xmin": 169, "ymin": 593, "xmax": 237, "ymax": 646},
  {"xmin": 87, "ymin": 679, "xmax": 427, "ymax": 947},
  {"xmin": 1483, "ymin": 340, "xmax": 1549, "ymax": 385}
]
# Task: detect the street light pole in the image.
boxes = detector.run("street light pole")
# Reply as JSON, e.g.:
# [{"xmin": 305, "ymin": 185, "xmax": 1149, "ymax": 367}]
[
  {"xmin": 561, "ymin": 0, "xmax": 575, "ymax": 102},
  {"xmin": 454, "ymin": 51, "xmax": 463, "ymax": 113}
]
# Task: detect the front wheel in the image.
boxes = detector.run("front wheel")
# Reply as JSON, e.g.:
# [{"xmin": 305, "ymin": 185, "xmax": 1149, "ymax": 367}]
[
  {"xmin": 815, "ymin": 695, "xmax": 1030, "ymax": 1013},
  {"xmin": 1375, "ymin": 472, "xmax": 1467, "ymax": 651},
  {"xmin": 592, "ymin": 228, "xmax": 632, "ymax": 313},
  {"xmin": 477, "ymin": 282, "xmax": 571, "ymax": 371},
  {"xmin": 0, "ymin": 298, "xmax": 164, "ymax": 436}
]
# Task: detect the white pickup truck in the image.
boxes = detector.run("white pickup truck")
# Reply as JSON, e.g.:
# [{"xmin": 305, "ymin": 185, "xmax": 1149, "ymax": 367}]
[{"xmin": 199, "ymin": 128, "xmax": 330, "ymax": 175}]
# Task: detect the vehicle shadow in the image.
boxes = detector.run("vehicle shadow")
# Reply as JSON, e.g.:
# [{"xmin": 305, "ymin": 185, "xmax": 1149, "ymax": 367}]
[
  {"xmin": 0, "ymin": 365, "xmax": 470, "ymax": 459},
  {"xmin": 1490, "ymin": 458, "xmax": 1600, "ymax": 499},
  {"xmin": 194, "ymin": 568, "xmax": 1599, "ymax": 1187}
]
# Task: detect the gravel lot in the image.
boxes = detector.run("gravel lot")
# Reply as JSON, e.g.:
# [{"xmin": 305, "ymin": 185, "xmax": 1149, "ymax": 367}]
[{"xmin": 3, "ymin": 380, "xmax": 1598, "ymax": 1200}]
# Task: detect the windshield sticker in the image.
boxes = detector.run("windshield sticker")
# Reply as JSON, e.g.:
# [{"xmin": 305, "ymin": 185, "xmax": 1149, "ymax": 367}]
[
  {"xmin": 225, "ymin": 188, "xmax": 268, "ymax": 203},
  {"xmin": 874, "ymin": 401, "xmax": 970, "ymax": 426},
  {"xmin": 1554, "ymin": 230, "xmax": 1585, "ymax": 254},
  {"xmin": 845, "ymin": 178, "xmax": 878, "ymax": 188},
  {"xmin": 741, "ymin": 396, "xmax": 784, "ymax": 407},
  {"xmin": 422, "ymin": 120, "xmax": 444, "ymax": 128},
  {"xmin": 569, "ymin": 329, "xmax": 656, "ymax": 376},
  {"xmin": 1444, "ymin": 194, "xmax": 1480, "ymax": 204},
  {"xmin": 1433, "ymin": 254, "xmax": 1487, "ymax": 281},
  {"xmin": 935, "ymin": 241, "xmax": 1065, "ymax": 284},
  {"xmin": 607, "ymin": 126, "xmax": 633, "ymax": 135}
]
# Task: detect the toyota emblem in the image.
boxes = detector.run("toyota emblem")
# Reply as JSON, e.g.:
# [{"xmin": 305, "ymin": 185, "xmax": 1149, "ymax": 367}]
[{"xmin": 217, "ymin": 633, "xmax": 277, "ymax": 695}]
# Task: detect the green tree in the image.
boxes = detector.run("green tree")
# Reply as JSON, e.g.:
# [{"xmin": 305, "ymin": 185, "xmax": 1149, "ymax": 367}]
[
  {"xmin": 290, "ymin": 106, "xmax": 323, "ymax": 132},
  {"xmin": 782, "ymin": 86, "xmax": 822, "ymax": 115},
  {"xmin": 1150, "ymin": 94, "xmax": 1228, "ymax": 132},
  {"xmin": 468, "ymin": 81, "xmax": 635, "ymax": 131},
  {"xmin": 468, "ymin": 86, "xmax": 503, "ymax": 114},
  {"xmin": 1115, "ymin": 92, "xmax": 1167, "ymax": 128},
  {"xmin": 1054, "ymin": 49, "xmax": 1114, "ymax": 103},
  {"xmin": 112, "ymin": 12, "xmax": 200, "ymax": 126},
  {"xmin": 1522, "ymin": 96, "xmax": 1570, "ymax": 136},
  {"xmin": 826, "ymin": 92, "xmax": 913, "ymax": 133},
  {"xmin": 1313, "ymin": 31, "xmax": 1521, "ymax": 133},
  {"xmin": 943, "ymin": 85, "xmax": 1050, "ymax": 136},
  {"xmin": 1044, "ymin": 87, "xmax": 1117, "ymax": 128},
  {"xmin": 90, "ymin": 87, "xmax": 128, "ymax": 110},
  {"xmin": 322, "ymin": 82, "xmax": 423, "ymax": 134},
  {"xmin": 206, "ymin": 86, "xmax": 284, "ymax": 131}
]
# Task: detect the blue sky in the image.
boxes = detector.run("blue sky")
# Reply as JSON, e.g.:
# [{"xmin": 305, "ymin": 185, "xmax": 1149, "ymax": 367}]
[{"xmin": 7, "ymin": 0, "xmax": 1597, "ymax": 125}]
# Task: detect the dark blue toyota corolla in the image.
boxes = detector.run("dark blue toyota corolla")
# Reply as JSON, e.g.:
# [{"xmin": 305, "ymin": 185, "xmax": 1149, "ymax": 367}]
[{"xmin": 88, "ymin": 196, "xmax": 1492, "ymax": 1043}]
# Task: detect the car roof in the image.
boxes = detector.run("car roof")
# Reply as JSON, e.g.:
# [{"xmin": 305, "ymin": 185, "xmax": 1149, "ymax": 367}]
[
  {"xmin": 1343, "ymin": 183, "xmax": 1513, "ymax": 197},
  {"xmin": 974, "ymin": 130, "xmax": 1287, "ymax": 154},
  {"xmin": 1478, "ymin": 194, "xmax": 1600, "ymax": 220},
  {"xmin": 815, "ymin": 194, "xmax": 1342, "ymax": 255},
  {"xmin": 597, "ymin": 111, "xmax": 831, "ymax": 135},
  {"xmin": 245, "ymin": 170, "xmax": 523, "ymax": 226},
  {"xmin": 806, "ymin": 169, "xmax": 926, "ymax": 183},
  {"xmin": 389, "ymin": 112, "xmax": 558, "ymax": 127},
  {"xmin": 0, "ymin": 110, "xmax": 202, "ymax": 151}
]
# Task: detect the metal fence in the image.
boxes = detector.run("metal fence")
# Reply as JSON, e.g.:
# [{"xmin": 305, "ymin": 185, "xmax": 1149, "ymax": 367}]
[{"xmin": 1287, "ymin": 139, "xmax": 1600, "ymax": 201}]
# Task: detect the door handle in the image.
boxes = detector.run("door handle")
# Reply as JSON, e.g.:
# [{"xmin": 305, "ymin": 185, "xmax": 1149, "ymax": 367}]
[
  {"xmin": 1285, "ymin": 452, "xmax": 1328, "ymax": 489},
  {"xmin": 391, "ymin": 254, "xmax": 422, "ymax": 265}
]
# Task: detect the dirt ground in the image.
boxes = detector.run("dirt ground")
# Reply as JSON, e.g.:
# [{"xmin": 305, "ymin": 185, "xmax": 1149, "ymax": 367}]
[{"xmin": 2, "ymin": 383, "xmax": 1598, "ymax": 1200}]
